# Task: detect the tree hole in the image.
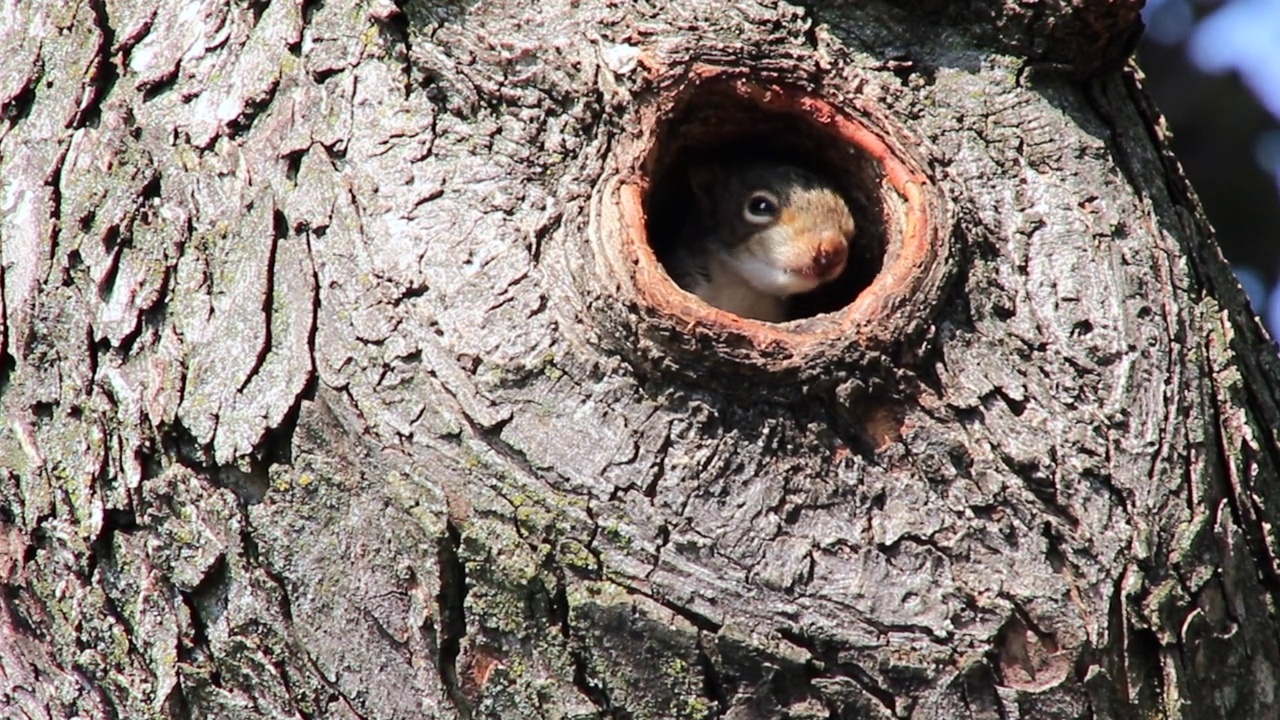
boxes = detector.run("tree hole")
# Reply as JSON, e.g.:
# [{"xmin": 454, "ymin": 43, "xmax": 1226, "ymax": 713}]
[
  {"xmin": 643, "ymin": 83, "xmax": 888, "ymax": 322},
  {"xmin": 590, "ymin": 67, "xmax": 953, "ymax": 384}
]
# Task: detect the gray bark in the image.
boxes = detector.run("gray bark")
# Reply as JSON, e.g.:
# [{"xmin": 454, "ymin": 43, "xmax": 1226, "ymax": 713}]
[{"xmin": 2, "ymin": 0, "xmax": 1279, "ymax": 718}]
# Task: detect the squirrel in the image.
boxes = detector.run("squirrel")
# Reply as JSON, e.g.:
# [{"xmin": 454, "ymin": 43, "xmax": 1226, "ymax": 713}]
[{"xmin": 665, "ymin": 162, "xmax": 855, "ymax": 323}]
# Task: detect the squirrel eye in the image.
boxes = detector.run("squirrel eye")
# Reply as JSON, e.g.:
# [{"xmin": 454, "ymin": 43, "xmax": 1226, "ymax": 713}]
[{"xmin": 743, "ymin": 191, "xmax": 780, "ymax": 225}]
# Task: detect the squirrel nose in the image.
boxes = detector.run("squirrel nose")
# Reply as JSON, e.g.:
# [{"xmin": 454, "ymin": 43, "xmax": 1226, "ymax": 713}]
[{"xmin": 812, "ymin": 243, "xmax": 848, "ymax": 277}]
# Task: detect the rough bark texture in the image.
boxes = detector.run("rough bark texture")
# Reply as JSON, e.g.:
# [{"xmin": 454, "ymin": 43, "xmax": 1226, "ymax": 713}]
[{"xmin": 3, "ymin": 1, "xmax": 1279, "ymax": 719}]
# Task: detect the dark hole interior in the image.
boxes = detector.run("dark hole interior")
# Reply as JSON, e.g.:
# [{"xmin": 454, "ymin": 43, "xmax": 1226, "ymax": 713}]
[{"xmin": 644, "ymin": 84, "xmax": 889, "ymax": 321}]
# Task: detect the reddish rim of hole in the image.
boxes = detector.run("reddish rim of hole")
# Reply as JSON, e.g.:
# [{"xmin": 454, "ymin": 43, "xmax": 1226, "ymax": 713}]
[{"xmin": 609, "ymin": 66, "xmax": 945, "ymax": 367}]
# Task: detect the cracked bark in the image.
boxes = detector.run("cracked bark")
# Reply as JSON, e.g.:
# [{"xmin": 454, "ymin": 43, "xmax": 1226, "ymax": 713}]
[{"xmin": 2, "ymin": 1, "xmax": 1279, "ymax": 719}]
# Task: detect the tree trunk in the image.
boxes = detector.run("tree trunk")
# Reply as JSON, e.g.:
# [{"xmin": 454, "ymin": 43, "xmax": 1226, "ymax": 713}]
[{"xmin": 3, "ymin": 0, "xmax": 1279, "ymax": 718}]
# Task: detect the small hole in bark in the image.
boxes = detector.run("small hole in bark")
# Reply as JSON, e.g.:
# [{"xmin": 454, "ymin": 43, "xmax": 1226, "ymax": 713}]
[
  {"xmin": 2, "ymin": 81, "xmax": 35, "ymax": 122},
  {"xmin": 283, "ymin": 149, "xmax": 305, "ymax": 183},
  {"xmin": 644, "ymin": 84, "xmax": 886, "ymax": 322}
]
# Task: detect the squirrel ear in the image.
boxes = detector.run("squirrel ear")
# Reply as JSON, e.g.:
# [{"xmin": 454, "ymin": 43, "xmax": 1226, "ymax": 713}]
[{"xmin": 687, "ymin": 164, "xmax": 721, "ymax": 212}]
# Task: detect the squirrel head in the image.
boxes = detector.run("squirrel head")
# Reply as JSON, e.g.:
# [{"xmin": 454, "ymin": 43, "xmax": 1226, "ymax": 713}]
[{"xmin": 689, "ymin": 162, "xmax": 854, "ymax": 298}]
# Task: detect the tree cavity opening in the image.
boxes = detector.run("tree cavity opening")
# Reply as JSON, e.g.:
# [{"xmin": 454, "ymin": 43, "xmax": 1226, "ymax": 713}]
[
  {"xmin": 643, "ymin": 81, "xmax": 888, "ymax": 322},
  {"xmin": 592, "ymin": 67, "xmax": 952, "ymax": 384}
]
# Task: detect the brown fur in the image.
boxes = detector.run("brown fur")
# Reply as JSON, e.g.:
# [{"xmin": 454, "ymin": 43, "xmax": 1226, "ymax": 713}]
[{"xmin": 669, "ymin": 162, "xmax": 855, "ymax": 322}]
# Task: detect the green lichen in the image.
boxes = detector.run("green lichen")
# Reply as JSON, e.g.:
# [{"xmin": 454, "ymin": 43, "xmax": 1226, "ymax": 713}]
[
  {"xmin": 542, "ymin": 353, "xmax": 564, "ymax": 380},
  {"xmin": 462, "ymin": 451, "xmax": 483, "ymax": 471},
  {"xmin": 600, "ymin": 521, "xmax": 634, "ymax": 551},
  {"xmin": 555, "ymin": 539, "xmax": 596, "ymax": 572},
  {"xmin": 514, "ymin": 503, "xmax": 552, "ymax": 536}
]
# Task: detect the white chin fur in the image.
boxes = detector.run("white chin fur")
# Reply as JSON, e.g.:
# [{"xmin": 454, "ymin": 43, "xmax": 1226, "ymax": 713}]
[{"xmin": 726, "ymin": 253, "xmax": 820, "ymax": 296}]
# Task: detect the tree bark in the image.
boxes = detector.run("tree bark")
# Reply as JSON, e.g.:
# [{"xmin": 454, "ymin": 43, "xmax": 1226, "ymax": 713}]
[{"xmin": 3, "ymin": 1, "xmax": 1279, "ymax": 718}]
